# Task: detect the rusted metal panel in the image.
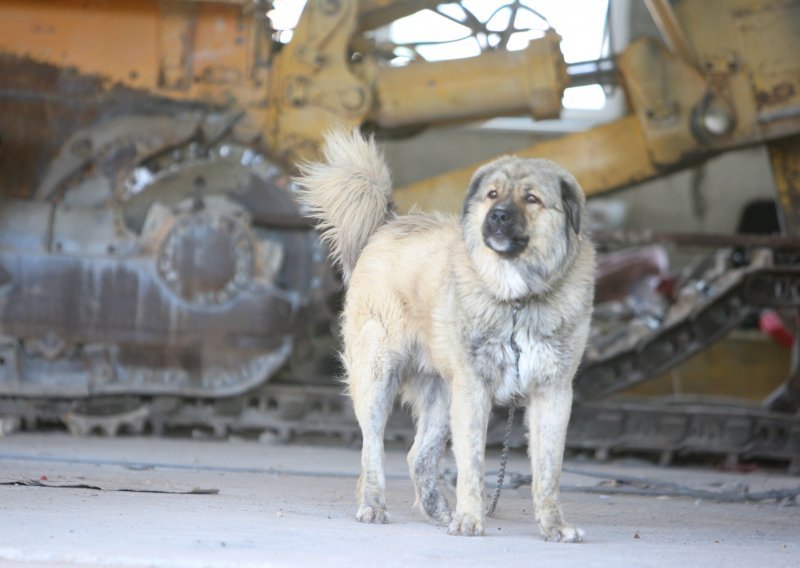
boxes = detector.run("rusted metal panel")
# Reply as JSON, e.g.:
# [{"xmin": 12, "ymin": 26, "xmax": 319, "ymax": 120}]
[
  {"xmin": 0, "ymin": 0, "xmax": 268, "ymax": 107},
  {"xmin": 675, "ymin": 0, "xmax": 800, "ymax": 142},
  {"xmin": 0, "ymin": 54, "xmax": 208, "ymax": 199},
  {"xmin": 159, "ymin": 1, "xmax": 198, "ymax": 91},
  {"xmin": 729, "ymin": 0, "xmax": 800, "ymax": 114}
]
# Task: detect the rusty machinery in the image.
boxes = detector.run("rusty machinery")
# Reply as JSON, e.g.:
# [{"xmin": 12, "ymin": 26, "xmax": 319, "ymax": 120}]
[{"xmin": 0, "ymin": 0, "xmax": 798, "ymax": 469}]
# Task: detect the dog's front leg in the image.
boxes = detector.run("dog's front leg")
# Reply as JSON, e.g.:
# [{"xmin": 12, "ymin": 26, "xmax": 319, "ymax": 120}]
[
  {"xmin": 448, "ymin": 374, "xmax": 491, "ymax": 536},
  {"xmin": 527, "ymin": 384, "xmax": 584, "ymax": 542}
]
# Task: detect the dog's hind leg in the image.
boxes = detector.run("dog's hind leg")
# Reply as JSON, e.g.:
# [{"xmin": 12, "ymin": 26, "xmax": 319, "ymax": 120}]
[
  {"xmin": 348, "ymin": 320, "xmax": 400, "ymax": 524},
  {"xmin": 405, "ymin": 375, "xmax": 452, "ymax": 526},
  {"xmin": 527, "ymin": 384, "xmax": 584, "ymax": 543}
]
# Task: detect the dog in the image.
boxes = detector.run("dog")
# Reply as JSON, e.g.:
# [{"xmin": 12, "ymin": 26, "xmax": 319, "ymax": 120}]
[{"xmin": 295, "ymin": 129, "xmax": 595, "ymax": 542}]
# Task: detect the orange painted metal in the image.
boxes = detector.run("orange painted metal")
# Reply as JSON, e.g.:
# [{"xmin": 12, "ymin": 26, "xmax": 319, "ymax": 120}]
[{"xmin": 0, "ymin": 0, "xmax": 270, "ymax": 125}]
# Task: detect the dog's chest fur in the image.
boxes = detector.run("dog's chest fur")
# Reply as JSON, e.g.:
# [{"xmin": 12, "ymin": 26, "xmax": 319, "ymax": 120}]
[{"xmin": 465, "ymin": 301, "xmax": 567, "ymax": 403}]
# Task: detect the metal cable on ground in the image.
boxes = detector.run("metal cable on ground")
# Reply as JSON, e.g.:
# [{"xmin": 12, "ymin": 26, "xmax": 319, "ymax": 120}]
[
  {"xmin": 4, "ymin": 451, "xmax": 798, "ymax": 504},
  {"xmin": 503, "ymin": 466, "xmax": 800, "ymax": 503}
]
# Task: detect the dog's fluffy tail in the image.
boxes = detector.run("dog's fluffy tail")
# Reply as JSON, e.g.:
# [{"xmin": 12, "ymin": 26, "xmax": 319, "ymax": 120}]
[{"xmin": 295, "ymin": 128, "xmax": 394, "ymax": 284}]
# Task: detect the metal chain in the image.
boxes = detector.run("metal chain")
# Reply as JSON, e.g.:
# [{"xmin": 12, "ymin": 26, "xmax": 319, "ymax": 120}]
[
  {"xmin": 486, "ymin": 404, "xmax": 516, "ymax": 517},
  {"xmin": 486, "ymin": 303, "xmax": 524, "ymax": 517}
]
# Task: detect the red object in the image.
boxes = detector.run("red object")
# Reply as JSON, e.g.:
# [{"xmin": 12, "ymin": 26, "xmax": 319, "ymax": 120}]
[
  {"xmin": 39, "ymin": 475, "xmax": 48, "ymax": 481},
  {"xmin": 655, "ymin": 275, "xmax": 677, "ymax": 301},
  {"xmin": 595, "ymin": 245, "xmax": 670, "ymax": 304},
  {"xmin": 759, "ymin": 310, "xmax": 794, "ymax": 348}
]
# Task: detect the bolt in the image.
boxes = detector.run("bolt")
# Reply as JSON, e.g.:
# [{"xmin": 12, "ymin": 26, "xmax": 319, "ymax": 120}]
[
  {"xmin": 340, "ymin": 87, "xmax": 366, "ymax": 112},
  {"xmin": 700, "ymin": 100, "xmax": 734, "ymax": 137}
]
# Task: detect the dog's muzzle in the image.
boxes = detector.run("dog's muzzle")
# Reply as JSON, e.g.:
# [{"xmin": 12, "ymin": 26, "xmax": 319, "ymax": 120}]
[{"xmin": 482, "ymin": 203, "xmax": 529, "ymax": 257}]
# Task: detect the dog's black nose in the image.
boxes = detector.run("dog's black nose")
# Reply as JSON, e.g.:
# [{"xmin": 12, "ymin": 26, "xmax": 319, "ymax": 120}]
[
  {"xmin": 483, "ymin": 202, "xmax": 529, "ymax": 256},
  {"xmin": 489, "ymin": 208, "xmax": 510, "ymax": 225},
  {"xmin": 487, "ymin": 204, "xmax": 516, "ymax": 230}
]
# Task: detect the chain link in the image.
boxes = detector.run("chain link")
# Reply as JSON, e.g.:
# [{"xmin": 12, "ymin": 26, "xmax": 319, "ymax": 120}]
[
  {"xmin": 486, "ymin": 302, "xmax": 524, "ymax": 517},
  {"xmin": 486, "ymin": 404, "xmax": 516, "ymax": 517}
]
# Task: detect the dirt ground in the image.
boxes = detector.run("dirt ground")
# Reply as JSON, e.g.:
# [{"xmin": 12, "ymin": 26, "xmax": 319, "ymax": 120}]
[{"xmin": 0, "ymin": 433, "xmax": 797, "ymax": 567}]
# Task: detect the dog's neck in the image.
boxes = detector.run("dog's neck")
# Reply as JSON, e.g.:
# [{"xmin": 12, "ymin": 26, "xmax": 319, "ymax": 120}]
[
  {"xmin": 460, "ymin": 222, "xmax": 584, "ymax": 304},
  {"xmin": 472, "ymin": 249, "xmax": 581, "ymax": 305}
]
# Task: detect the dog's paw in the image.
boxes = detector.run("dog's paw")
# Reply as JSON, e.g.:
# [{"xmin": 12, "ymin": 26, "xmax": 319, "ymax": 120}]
[
  {"xmin": 432, "ymin": 509, "xmax": 453, "ymax": 527},
  {"xmin": 448, "ymin": 512, "xmax": 485, "ymax": 536},
  {"xmin": 356, "ymin": 505, "xmax": 388, "ymax": 524},
  {"xmin": 418, "ymin": 493, "xmax": 452, "ymax": 526},
  {"xmin": 540, "ymin": 523, "xmax": 585, "ymax": 543}
]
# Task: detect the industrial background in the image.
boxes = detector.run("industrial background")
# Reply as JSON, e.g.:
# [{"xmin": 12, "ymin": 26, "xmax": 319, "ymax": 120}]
[{"xmin": 0, "ymin": 1, "xmax": 798, "ymax": 566}]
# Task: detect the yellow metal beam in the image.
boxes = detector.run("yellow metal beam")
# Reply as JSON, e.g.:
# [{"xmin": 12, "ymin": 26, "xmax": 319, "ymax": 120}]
[
  {"xmin": 373, "ymin": 31, "xmax": 566, "ymax": 127},
  {"xmin": 394, "ymin": 116, "xmax": 660, "ymax": 213}
]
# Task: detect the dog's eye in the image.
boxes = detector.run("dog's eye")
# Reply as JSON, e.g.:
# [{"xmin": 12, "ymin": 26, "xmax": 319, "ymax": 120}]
[
  {"xmin": 487, "ymin": 190, "xmax": 498, "ymax": 199},
  {"xmin": 525, "ymin": 193, "xmax": 540, "ymax": 205}
]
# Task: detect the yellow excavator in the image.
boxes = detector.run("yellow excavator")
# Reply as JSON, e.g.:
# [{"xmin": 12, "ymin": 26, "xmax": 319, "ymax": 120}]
[{"xmin": 0, "ymin": 0, "xmax": 798, "ymax": 469}]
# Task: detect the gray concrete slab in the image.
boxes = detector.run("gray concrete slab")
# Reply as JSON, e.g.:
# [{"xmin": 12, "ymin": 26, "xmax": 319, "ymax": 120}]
[{"xmin": 0, "ymin": 433, "xmax": 797, "ymax": 567}]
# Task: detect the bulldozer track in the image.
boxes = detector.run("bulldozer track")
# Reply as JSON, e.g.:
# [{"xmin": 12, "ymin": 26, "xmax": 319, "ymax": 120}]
[{"xmin": 2, "ymin": 237, "xmax": 800, "ymax": 472}]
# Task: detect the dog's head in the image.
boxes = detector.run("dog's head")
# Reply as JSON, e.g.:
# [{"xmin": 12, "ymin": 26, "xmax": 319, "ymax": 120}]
[{"xmin": 461, "ymin": 156, "xmax": 586, "ymax": 300}]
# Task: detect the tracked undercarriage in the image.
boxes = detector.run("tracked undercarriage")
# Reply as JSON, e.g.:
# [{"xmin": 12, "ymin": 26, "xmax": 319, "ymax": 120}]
[{"xmin": 1, "ymin": 114, "xmax": 798, "ymax": 472}]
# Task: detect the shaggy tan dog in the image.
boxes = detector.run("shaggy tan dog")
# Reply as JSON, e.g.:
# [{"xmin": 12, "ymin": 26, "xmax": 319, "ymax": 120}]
[{"xmin": 296, "ymin": 129, "xmax": 594, "ymax": 541}]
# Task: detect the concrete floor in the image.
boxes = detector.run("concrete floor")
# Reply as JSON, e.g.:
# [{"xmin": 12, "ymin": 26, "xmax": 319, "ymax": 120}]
[{"xmin": 0, "ymin": 433, "xmax": 798, "ymax": 567}]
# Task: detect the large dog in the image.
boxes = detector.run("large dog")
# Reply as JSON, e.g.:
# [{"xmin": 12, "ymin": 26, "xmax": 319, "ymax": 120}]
[{"xmin": 296, "ymin": 129, "xmax": 595, "ymax": 542}]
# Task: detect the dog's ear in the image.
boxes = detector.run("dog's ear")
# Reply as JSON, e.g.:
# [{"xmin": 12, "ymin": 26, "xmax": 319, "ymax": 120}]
[
  {"xmin": 560, "ymin": 177, "xmax": 582, "ymax": 236},
  {"xmin": 462, "ymin": 166, "xmax": 490, "ymax": 219}
]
